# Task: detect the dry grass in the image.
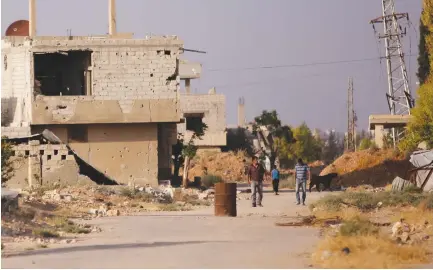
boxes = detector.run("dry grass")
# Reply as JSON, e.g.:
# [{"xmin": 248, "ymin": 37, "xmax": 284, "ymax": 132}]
[
  {"xmin": 313, "ymin": 234, "xmax": 430, "ymax": 268},
  {"xmin": 48, "ymin": 217, "xmax": 91, "ymax": 234},
  {"xmin": 312, "ymin": 202, "xmax": 433, "ymax": 268},
  {"xmin": 310, "ymin": 190, "xmax": 433, "ymax": 212},
  {"xmin": 157, "ymin": 204, "xmax": 190, "ymax": 212},
  {"xmin": 279, "ymin": 176, "xmax": 296, "ymax": 190}
]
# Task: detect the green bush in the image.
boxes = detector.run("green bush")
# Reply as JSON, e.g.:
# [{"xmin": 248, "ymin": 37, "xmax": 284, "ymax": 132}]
[
  {"xmin": 310, "ymin": 195, "xmax": 344, "ymax": 211},
  {"xmin": 313, "ymin": 189, "xmax": 432, "ymax": 212},
  {"xmin": 342, "ymin": 192, "xmax": 380, "ymax": 211},
  {"xmin": 32, "ymin": 229, "xmax": 59, "ymax": 238},
  {"xmin": 201, "ymin": 174, "xmax": 223, "ymax": 188},
  {"xmin": 359, "ymin": 138, "xmax": 374, "ymax": 150},
  {"xmin": 1, "ymin": 137, "xmax": 14, "ymax": 185}
]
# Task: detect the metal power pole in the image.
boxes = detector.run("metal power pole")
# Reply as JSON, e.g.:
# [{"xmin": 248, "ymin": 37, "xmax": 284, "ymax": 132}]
[
  {"xmin": 347, "ymin": 77, "xmax": 356, "ymax": 152},
  {"xmin": 370, "ymin": 0, "xmax": 414, "ymax": 146}
]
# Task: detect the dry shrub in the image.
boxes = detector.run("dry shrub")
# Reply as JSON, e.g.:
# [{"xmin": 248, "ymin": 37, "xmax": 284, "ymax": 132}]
[
  {"xmin": 188, "ymin": 151, "xmax": 248, "ymax": 182},
  {"xmin": 339, "ymin": 216, "xmax": 378, "ymax": 236},
  {"xmin": 201, "ymin": 174, "xmax": 223, "ymax": 188},
  {"xmin": 313, "ymin": 235, "xmax": 430, "ymax": 268},
  {"xmin": 311, "ymin": 190, "xmax": 433, "ymax": 212},
  {"xmin": 279, "ymin": 177, "xmax": 296, "ymax": 189},
  {"xmin": 32, "ymin": 228, "xmax": 59, "ymax": 238},
  {"xmin": 158, "ymin": 204, "xmax": 190, "ymax": 212}
]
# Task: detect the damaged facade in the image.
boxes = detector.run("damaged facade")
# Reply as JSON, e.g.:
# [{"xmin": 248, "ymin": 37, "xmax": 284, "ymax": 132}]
[
  {"xmin": 177, "ymin": 62, "xmax": 227, "ymax": 152},
  {"xmin": 1, "ymin": 35, "xmax": 183, "ymax": 187}
]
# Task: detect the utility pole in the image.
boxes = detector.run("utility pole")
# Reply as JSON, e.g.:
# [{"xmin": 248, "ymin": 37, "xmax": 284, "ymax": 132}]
[
  {"xmin": 347, "ymin": 77, "xmax": 356, "ymax": 152},
  {"xmin": 370, "ymin": 0, "xmax": 414, "ymax": 147}
]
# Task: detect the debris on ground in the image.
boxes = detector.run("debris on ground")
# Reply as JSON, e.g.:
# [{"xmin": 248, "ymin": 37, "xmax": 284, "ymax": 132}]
[
  {"xmin": 275, "ymin": 215, "xmax": 342, "ymax": 227},
  {"xmin": 391, "ymin": 176, "xmax": 414, "ymax": 191},
  {"xmin": 1, "ymin": 183, "xmax": 219, "ymax": 256}
]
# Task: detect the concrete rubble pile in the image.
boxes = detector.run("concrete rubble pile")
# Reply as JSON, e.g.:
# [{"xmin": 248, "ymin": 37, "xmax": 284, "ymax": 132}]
[{"xmin": 391, "ymin": 219, "xmax": 431, "ymax": 244}]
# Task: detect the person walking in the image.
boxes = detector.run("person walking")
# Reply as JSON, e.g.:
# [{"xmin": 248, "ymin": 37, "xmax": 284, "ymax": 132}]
[
  {"xmin": 248, "ymin": 156, "xmax": 265, "ymax": 207},
  {"xmin": 294, "ymin": 158, "xmax": 310, "ymax": 205},
  {"xmin": 271, "ymin": 165, "xmax": 280, "ymax": 195}
]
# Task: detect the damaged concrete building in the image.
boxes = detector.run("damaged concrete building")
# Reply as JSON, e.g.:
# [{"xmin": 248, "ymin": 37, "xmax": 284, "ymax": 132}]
[
  {"xmin": 177, "ymin": 61, "xmax": 227, "ymax": 152},
  {"xmin": 1, "ymin": 0, "xmax": 190, "ymax": 187},
  {"xmin": 1, "ymin": 0, "xmax": 227, "ymax": 188}
]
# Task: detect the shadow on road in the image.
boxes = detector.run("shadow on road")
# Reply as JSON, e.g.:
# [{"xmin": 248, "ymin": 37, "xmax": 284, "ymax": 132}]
[{"xmin": 7, "ymin": 241, "xmax": 230, "ymax": 258}]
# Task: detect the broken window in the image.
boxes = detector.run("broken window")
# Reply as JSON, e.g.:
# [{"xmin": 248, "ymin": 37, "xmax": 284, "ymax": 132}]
[
  {"xmin": 33, "ymin": 51, "xmax": 92, "ymax": 96},
  {"xmin": 67, "ymin": 125, "xmax": 88, "ymax": 143},
  {"xmin": 185, "ymin": 113, "xmax": 204, "ymax": 132}
]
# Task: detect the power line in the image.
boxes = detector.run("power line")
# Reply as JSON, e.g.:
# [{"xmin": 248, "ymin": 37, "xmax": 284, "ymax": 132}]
[{"xmin": 206, "ymin": 54, "xmax": 417, "ymax": 73}]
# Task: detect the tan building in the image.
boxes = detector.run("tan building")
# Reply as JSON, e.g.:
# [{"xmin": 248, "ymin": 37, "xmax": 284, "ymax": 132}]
[
  {"xmin": 0, "ymin": 0, "xmax": 192, "ymax": 187},
  {"xmin": 1, "ymin": 34, "xmax": 185, "ymax": 187},
  {"xmin": 177, "ymin": 61, "xmax": 227, "ymax": 152}
]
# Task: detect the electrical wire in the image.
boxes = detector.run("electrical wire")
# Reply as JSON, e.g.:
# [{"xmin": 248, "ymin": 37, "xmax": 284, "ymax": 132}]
[{"xmin": 205, "ymin": 55, "xmax": 417, "ymax": 73}]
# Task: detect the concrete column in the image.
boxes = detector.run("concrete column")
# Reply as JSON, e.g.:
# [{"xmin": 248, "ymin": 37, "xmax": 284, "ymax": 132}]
[
  {"xmin": 374, "ymin": 124, "xmax": 385, "ymax": 149},
  {"xmin": 238, "ymin": 103, "xmax": 245, "ymax": 127},
  {"xmin": 108, "ymin": 0, "xmax": 117, "ymax": 36},
  {"xmin": 185, "ymin": 79, "xmax": 191, "ymax": 94},
  {"xmin": 29, "ymin": 0, "xmax": 36, "ymax": 37}
]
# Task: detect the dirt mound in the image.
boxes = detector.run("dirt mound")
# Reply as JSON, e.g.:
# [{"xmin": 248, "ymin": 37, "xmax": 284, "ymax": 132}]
[
  {"xmin": 188, "ymin": 151, "xmax": 248, "ymax": 182},
  {"xmin": 320, "ymin": 149, "xmax": 412, "ymax": 188}
]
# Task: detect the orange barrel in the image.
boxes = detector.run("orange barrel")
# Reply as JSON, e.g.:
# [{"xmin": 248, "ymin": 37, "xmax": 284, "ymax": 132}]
[{"xmin": 214, "ymin": 182, "xmax": 237, "ymax": 217}]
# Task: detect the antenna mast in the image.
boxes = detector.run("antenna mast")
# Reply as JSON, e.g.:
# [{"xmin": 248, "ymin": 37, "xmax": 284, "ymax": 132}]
[{"xmin": 370, "ymin": 0, "xmax": 414, "ymax": 146}]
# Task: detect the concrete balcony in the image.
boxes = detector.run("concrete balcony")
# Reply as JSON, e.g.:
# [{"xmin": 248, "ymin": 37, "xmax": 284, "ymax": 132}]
[
  {"xmin": 179, "ymin": 62, "xmax": 202, "ymax": 79},
  {"xmin": 31, "ymin": 96, "xmax": 181, "ymax": 125}
]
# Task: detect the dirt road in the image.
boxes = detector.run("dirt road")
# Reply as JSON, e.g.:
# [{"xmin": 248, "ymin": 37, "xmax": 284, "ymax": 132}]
[{"xmin": 2, "ymin": 187, "xmax": 331, "ymax": 269}]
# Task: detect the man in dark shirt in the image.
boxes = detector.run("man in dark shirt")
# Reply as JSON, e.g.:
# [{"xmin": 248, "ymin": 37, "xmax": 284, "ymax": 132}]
[{"xmin": 248, "ymin": 156, "xmax": 265, "ymax": 207}]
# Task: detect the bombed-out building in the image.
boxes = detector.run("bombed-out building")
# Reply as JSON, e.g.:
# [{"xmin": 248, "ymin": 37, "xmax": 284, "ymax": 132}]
[
  {"xmin": 1, "ymin": 0, "xmax": 227, "ymax": 188},
  {"xmin": 1, "ymin": 0, "xmax": 185, "ymax": 187}
]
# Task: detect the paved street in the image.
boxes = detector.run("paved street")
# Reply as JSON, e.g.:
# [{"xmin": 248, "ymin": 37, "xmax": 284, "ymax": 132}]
[{"xmin": 2, "ymin": 187, "xmax": 330, "ymax": 269}]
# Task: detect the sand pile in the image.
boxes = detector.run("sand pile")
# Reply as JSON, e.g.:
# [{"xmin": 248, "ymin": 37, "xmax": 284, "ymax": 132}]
[{"xmin": 320, "ymin": 149, "xmax": 412, "ymax": 188}]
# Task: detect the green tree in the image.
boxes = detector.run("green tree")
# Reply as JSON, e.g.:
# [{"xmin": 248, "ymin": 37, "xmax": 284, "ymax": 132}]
[
  {"xmin": 418, "ymin": 18, "xmax": 431, "ymax": 84},
  {"xmin": 400, "ymin": 0, "xmax": 433, "ymax": 151},
  {"xmin": 322, "ymin": 130, "xmax": 339, "ymax": 163},
  {"xmin": 252, "ymin": 110, "xmax": 294, "ymax": 169},
  {"xmin": 287, "ymin": 123, "xmax": 322, "ymax": 163},
  {"xmin": 1, "ymin": 137, "xmax": 14, "ymax": 185},
  {"xmin": 172, "ymin": 122, "xmax": 208, "ymax": 187},
  {"xmin": 359, "ymin": 138, "xmax": 374, "ymax": 150}
]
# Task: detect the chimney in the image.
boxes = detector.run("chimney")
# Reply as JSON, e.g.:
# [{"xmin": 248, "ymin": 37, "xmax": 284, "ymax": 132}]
[
  {"xmin": 238, "ymin": 97, "xmax": 245, "ymax": 128},
  {"xmin": 109, "ymin": 0, "xmax": 117, "ymax": 36},
  {"xmin": 29, "ymin": 0, "xmax": 36, "ymax": 37}
]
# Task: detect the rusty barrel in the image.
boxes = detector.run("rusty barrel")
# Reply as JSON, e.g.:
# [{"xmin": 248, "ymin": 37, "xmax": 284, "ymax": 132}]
[{"xmin": 214, "ymin": 182, "xmax": 237, "ymax": 217}]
